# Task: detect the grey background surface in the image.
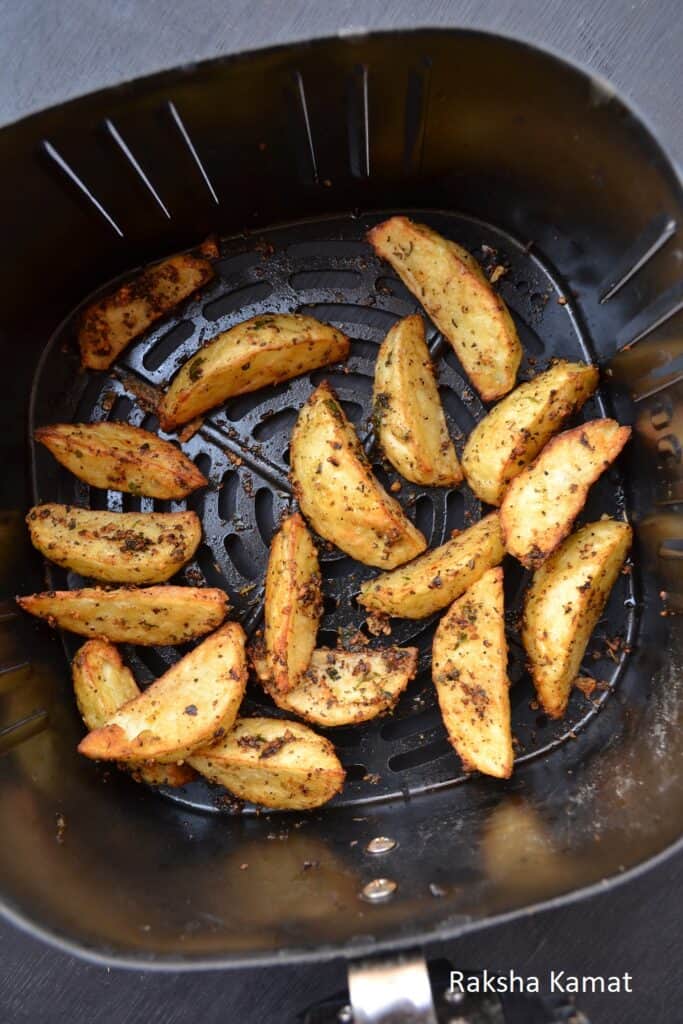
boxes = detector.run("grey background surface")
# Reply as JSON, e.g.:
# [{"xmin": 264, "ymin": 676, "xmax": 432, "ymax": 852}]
[{"xmin": 0, "ymin": 2, "xmax": 681, "ymax": 1023}]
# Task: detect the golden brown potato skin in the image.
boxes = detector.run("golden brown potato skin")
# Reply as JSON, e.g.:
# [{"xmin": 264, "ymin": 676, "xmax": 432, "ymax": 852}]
[
  {"xmin": 26, "ymin": 504, "xmax": 201, "ymax": 583},
  {"xmin": 373, "ymin": 313, "xmax": 462, "ymax": 486},
  {"xmin": 78, "ymin": 622, "xmax": 247, "ymax": 763},
  {"xmin": 159, "ymin": 313, "xmax": 350, "ymax": 430},
  {"xmin": 522, "ymin": 520, "xmax": 632, "ymax": 718},
  {"xmin": 462, "ymin": 361, "xmax": 599, "ymax": 505},
  {"xmin": 72, "ymin": 639, "xmax": 195, "ymax": 786},
  {"xmin": 17, "ymin": 585, "xmax": 228, "ymax": 645},
  {"xmin": 35, "ymin": 421, "xmax": 207, "ymax": 500},
  {"xmin": 358, "ymin": 511, "xmax": 505, "ymax": 618},
  {"xmin": 367, "ymin": 216, "xmax": 521, "ymax": 401},
  {"xmin": 500, "ymin": 419, "xmax": 631, "ymax": 568},
  {"xmin": 264, "ymin": 512, "xmax": 321, "ymax": 693},
  {"xmin": 251, "ymin": 644, "xmax": 418, "ymax": 727},
  {"xmin": 291, "ymin": 381, "xmax": 427, "ymax": 568},
  {"xmin": 189, "ymin": 717, "xmax": 345, "ymax": 810},
  {"xmin": 79, "ymin": 252, "xmax": 214, "ymax": 370},
  {"xmin": 432, "ymin": 567, "xmax": 513, "ymax": 779}
]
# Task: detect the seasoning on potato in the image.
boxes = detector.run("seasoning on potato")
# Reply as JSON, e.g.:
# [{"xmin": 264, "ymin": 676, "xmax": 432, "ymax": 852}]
[
  {"xmin": 159, "ymin": 313, "xmax": 350, "ymax": 430},
  {"xmin": 522, "ymin": 519, "xmax": 632, "ymax": 718},
  {"xmin": 367, "ymin": 216, "xmax": 521, "ymax": 401},
  {"xmin": 432, "ymin": 567, "xmax": 513, "ymax": 779},
  {"xmin": 291, "ymin": 381, "xmax": 427, "ymax": 569},
  {"xmin": 500, "ymin": 418, "xmax": 631, "ymax": 568}
]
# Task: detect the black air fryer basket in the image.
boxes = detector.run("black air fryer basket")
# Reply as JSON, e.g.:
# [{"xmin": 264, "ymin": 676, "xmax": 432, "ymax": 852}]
[{"xmin": 1, "ymin": 27, "xmax": 682, "ymax": 993}]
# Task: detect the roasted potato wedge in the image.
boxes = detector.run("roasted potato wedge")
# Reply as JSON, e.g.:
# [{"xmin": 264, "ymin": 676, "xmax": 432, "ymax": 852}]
[
  {"xmin": 500, "ymin": 419, "xmax": 631, "ymax": 568},
  {"xmin": 35, "ymin": 421, "xmax": 207, "ymax": 499},
  {"xmin": 159, "ymin": 313, "xmax": 350, "ymax": 430},
  {"xmin": 189, "ymin": 717, "xmax": 345, "ymax": 810},
  {"xmin": 251, "ymin": 645, "xmax": 418, "ymax": 727},
  {"xmin": 72, "ymin": 639, "xmax": 195, "ymax": 786},
  {"xmin": 265, "ymin": 512, "xmax": 321, "ymax": 693},
  {"xmin": 291, "ymin": 382, "xmax": 427, "ymax": 568},
  {"xmin": 522, "ymin": 520, "xmax": 632, "ymax": 718},
  {"xmin": 78, "ymin": 622, "xmax": 247, "ymax": 763},
  {"xmin": 79, "ymin": 250, "xmax": 215, "ymax": 370},
  {"xmin": 367, "ymin": 217, "xmax": 521, "ymax": 401},
  {"xmin": 432, "ymin": 567, "xmax": 513, "ymax": 778},
  {"xmin": 462, "ymin": 361, "xmax": 599, "ymax": 505},
  {"xmin": 373, "ymin": 314, "xmax": 462, "ymax": 486},
  {"xmin": 358, "ymin": 511, "xmax": 504, "ymax": 618},
  {"xmin": 17, "ymin": 585, "xmax": 227, "ymax": 645},
  {"xmin": 26, "ymin": 504, "xmax": 201, "ymax": 583}
]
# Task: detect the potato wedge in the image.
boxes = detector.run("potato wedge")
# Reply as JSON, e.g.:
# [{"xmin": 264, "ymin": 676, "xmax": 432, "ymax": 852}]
[
  {"xmin": 79, "ymin": 251, "xmax": 214, "ymax": 370},
  {"xmin": 16, "ymin": 585, "xmax": 227, "ymax": 645},
  {"xmin": 264, "ymin": 512, "xmax": 321, "ymax": 693},
  {"xmin": 251, "ymin": 644, "xmax": 418, "ymax": 726},
  {"xmin": 78, "ymin": 622, "xmax": 247, "ymax": 763},
  {"xmin": 462, "ymin": 361, "xmax": 599, "ymax": 505},
  {"xmin": 159, "ymin": 313, "xmax": 350, "ymax": 430},
  {"xmin": 26, "ymin": 504, "xmax": 201, "ymax": 583},
  {"xmin": 291, "ymin": 382, "xmax": 427, "ymax": 568},
  {"xmin": 373, "ymin": 314, "xmax": 462, "ymax": 486},
  {"xmin": 189, "ymin": 717, "xmax": 345, "ymax": 810},
  {"xmin": 367, "ymin": 217, "xmax": 521, "ymax": 401},
  {"xmin": 72, "ymin": 639, "xmax": 195, "ymax": 786},
  {"xmin": 432, "ymin": 567, "xmax": 513, "ymax": 778},
  {"xmin": 358, "ymin": 511, "xmax": 504, "ymax": 618},
  {"xmin": 522, "ymin": 520, "xmax": 632, "ymax": 718},
  {"xmin": 500, "ymin": 419, "xmax": 631, "ymax": 568},
  {"xmin": 35, "ymin": 421, "xmax": 207, "ymax": 499}
]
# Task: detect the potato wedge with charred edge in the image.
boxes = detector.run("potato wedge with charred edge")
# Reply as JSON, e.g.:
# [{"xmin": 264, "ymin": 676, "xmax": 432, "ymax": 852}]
[
  {"xmin": 367, "ymin": 217, "xmax": 521, "ymax": 401},
  {"xmin": 79, "ymin": 249, "xmax": 215, "ymax": 370},
  {"xmin": 251, "ymin": 645, "xmax": 418, "ymax": 727},
  {"xmin": 265, "ymin": 512, "xmax": 321, "ymax": 693},
  {"xmin": 373, "ymin": 314, "xmax": 462, "ymax": 486},
  {"xmin": 35, "ymin": 422, "xmax": 207, "ymax": 500},
  {"xmin": 500, "ymin": 419, "xmax": 631, "ymax": 568},
  {"xmin": 462, "ymin": 361, "xmax": 599, "ymax": 506},
  {"xmin": 16, "ymin": 585, "xmax": 228, "ymax": 645},
  {"xmin": 72, "ymin": 639, "xmax": 195, "ymax": 786},
  {"xmin": 522, "ymin": 520, "xmax": 632, "ymax": 719},
  {"xmin": 78, "ymin": 622, "xmax": 247, "ymax": 764},
  {"xmin": 432, "ymin": 567, "xmax": 513, "ymax": 779},
  {"xmin": 159, "ymin": 313, "xmax": 350, "ymax": 430},
  {"xmin": 291, "ymin": 382, "xmax": 426, "ymax": 569},
  {"xmin": 358, "ymin": 511, "xmax": 504, "ymax": 619},
  {"xmin": 26, "ymin": 504, "xmax": 201, "ymax": 583},
  {"xmin": 189, "ymin": 717, "xmax": 345, "ymax": 810}
]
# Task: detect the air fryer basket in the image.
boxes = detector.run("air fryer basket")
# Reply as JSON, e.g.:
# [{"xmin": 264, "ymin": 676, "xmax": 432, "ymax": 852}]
[{"xmin": 0, "ymin": 29, "xmax": 681, "ymax": 968}]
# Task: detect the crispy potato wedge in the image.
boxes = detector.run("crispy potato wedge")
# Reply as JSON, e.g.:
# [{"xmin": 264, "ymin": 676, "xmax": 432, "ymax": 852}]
[
  {"xmin": 26, "ymin": 504, "xmax": 201, "ymax": 583},
  {"xmin": 159, "ymin": 313, "xmax": 350, "ymax": 430},
  {"xmin": 358, "ymin": 511, "xmax": 504, "ymax": 618},
  {"xmin": 367, "ymin": 217, "xmax": 521, "ymax": 401},
  {"xmin": 189, "ymin": 717, "xmax": 345, "ymax": 809},
  {"xmin": 522, "ymin": 520, "xmax": 632, "ymax": 718},
  {"xmin": 35, "ymin": 421, "xmax": 207, "ymax": 499},
  {"xmin": 432, "ymin": 567, "xmax": 513, "ymax": 778},
  {"xmin": 291, "ymin": 382, "xmax": 427, "ymax": 568},
  {"xmin": 16, "ymin": 585, "xmax": 227, "ymax": 645},
  {"xmin": 78, "ymin": 622, "xmax": 247, "ymax": 763},
  {"xmin": 79, "ymin": 251, "xmax": 214, "ymax": 370},
  {"xmin": 72, "ymin": 639, "xmax": 195, "ymax": 786},
  {"xmin": 373, "ymin": 314, "xmax": 462, "ymax": 486},
  {"xmin": 500, "ymin": 419, "xmax": 631, "ymax": 568},
  {"xmin": 251, "ymin": 644, "xmax": 418, "ymax": 727},
  {"xmin": 462, "ymin": 361, "xmax": 599, "ymax": 505},
  {"xmin": 265, "ymin": 512, "xmax": 321, "ymax": 693}
]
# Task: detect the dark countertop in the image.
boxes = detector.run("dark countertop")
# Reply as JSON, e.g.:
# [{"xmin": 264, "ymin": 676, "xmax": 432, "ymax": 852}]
[{"xmin": 0, "ymin": 2, "xmax": 681, "ymax": 1023}]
